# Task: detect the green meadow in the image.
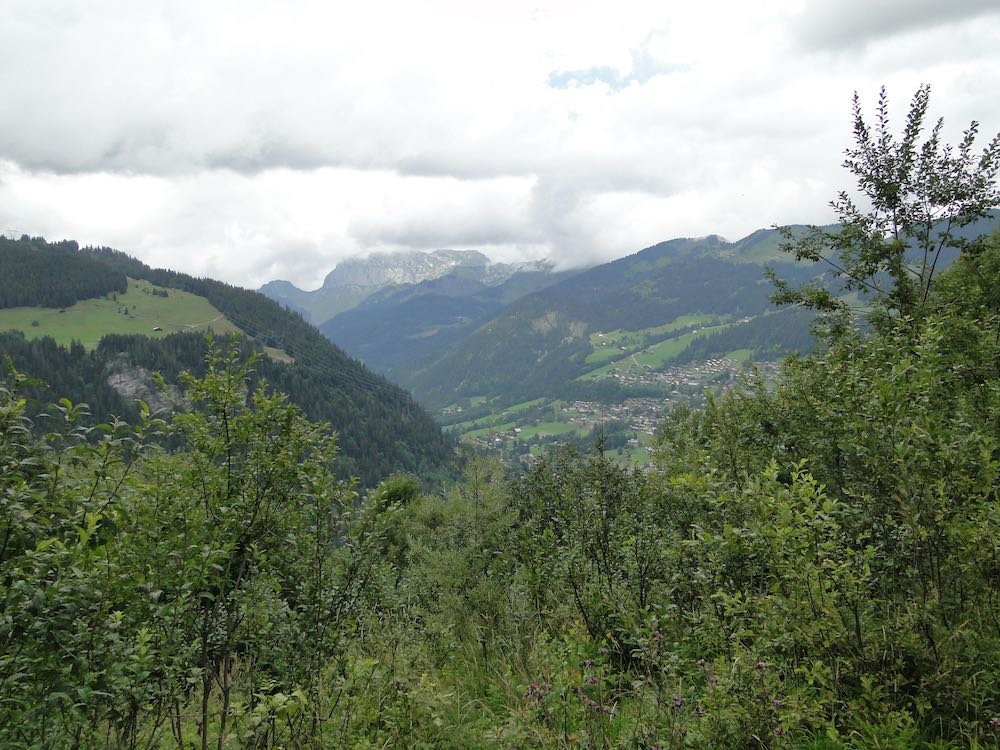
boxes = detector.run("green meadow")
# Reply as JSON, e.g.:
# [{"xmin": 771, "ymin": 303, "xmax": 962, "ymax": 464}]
[
  {"xmin": 585, "ymin": 313, "xmax": 721, "ymax": 364},
  {"xmin": 0, "ymin": 277, "xmax": 244, "ymax": 349},
  {"xmin": 579, "ymin": 320, "xmax": 735, "ymax": 379}
]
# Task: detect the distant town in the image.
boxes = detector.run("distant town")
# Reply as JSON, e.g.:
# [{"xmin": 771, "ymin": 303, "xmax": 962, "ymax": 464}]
[{"xmin": 461, "ymin": 356, "xmax": 784, "ymax": 464}]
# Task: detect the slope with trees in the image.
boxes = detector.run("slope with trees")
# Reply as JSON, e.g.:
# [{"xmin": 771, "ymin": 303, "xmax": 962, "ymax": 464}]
[
  {"xmin": 403, "ymin": 238, "xmax": 821, "ymax": 410},
  {"xmin": 0, "ymin": 243, "xmax": 455, "ymax": 486},
  {"xmin": 0, "ymin": 236, "xmax": 127, "ymax": 309},
  {"xmin": 319, "ymin": 265, "xmax": 575, "ymax": 379}
]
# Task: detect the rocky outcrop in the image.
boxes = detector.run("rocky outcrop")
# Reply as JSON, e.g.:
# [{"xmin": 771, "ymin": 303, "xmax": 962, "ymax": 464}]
[{"xmin": 106, "ymin": 361, "xmax": 178, "ymax": 414}]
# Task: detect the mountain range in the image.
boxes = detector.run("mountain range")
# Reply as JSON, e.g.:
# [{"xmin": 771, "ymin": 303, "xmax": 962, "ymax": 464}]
[
  {"xmin": 396, "ymin": 231, "xmax": 820, "ymax": 407},
  {"xmin": 285, "ymin": 231, "xmax": 817, "ymax": 407},
  {"xmin": 290, "ymin": 215, "xmax": 997, "ymax": 463},
  {"xmin": 10, "ymin": 211, "xmax": 996, "ymax": 475},
  {"xmin": 260, "ymin": 248, "xmax": 555, "ymax": 325}
]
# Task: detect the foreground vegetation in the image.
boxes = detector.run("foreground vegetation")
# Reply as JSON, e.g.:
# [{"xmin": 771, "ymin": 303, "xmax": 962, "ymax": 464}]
[{"xmin": 2, "ymin": 86, "xmax": 999, "ymax": 748}]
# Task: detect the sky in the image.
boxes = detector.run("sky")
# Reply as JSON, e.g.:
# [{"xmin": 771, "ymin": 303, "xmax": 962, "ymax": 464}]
[{"xmin": 1, "ymin": 0, "xmax": 999, "ymax": 290}]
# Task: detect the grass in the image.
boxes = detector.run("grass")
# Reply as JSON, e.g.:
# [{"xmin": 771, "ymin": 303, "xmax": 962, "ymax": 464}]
[
  {"xmin": 263, "ymin": 345, "xmax": 295, "ymax": 364},
  {"xmin": 724, "ymin": 348, "xmax": 753, "ymax": 363},
  {"xmin": 632, "ymin": 333, "xmax": 702, "ymax": 367},
  {"xmin": 462, "ymin": 421, "xmax": 517, "ymax": 440},
  {"xmin": 461, "ymin": 419, "xmax": 584, "ymax": 444},
  {"xmin": 0, "ymin": 278, "xmax": 292, "ymax": 362},
  {"xmin": 516, "ymin": 421, "xmax": 585, "ymax": 440},
  {"xmin": 585, "ymin": 314, "xmax": 719, "ymax": 364},
  {"xmin": 506, "ymin": 397, "xmax": 546, "ymax": 413},
  {"xmin": 614, "ymin": 441, "xmax": 651, "ymax": 465},
  {"xmin": 579, "ymin": 321, "xmax": 736, "ymax": 380},
  {"xmin": 0, "ymin": 278, "xmax": 243, "ymax": 349},
  {"xmin": 444, "ymin": 396, "xmax": 547, "ymax": 433},
  {"xmin": 445, "ymin": 416, "xmax": 486, "ymax": 432}
]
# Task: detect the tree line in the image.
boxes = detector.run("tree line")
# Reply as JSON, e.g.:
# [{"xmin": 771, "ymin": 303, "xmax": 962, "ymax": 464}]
[{"xmin": 0, "ymin": 237, "xmax": 127, "ymax": 309}]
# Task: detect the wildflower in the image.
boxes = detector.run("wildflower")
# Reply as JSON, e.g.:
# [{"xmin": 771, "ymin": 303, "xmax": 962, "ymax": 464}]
[
  {"xmin": 694, "ymin": 704, "xmax": 705, "ymax": 718},
  {"xmin": 576, "ymin": 687, "xmax": 615, "ymax": 715},
  {"xmin": 671, "ymin": 694, "xmax": 684, "ymax": 709}
]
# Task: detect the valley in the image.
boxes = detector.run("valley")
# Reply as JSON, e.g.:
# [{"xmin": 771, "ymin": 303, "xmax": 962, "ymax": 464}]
[
  {"xmin": 295, "ymin": 215, "xmax": 997, "ymax": 469},
  {"xmin": 437, "ymin": 313, "xmax": 786, "ymax": 466},
  {"xmin": 2, "ymin": 16, "xmax": 998, "ymax": 744},
  {"xmin": 282, "ymin": 231, "xmax": 824, "ymax": 465}
]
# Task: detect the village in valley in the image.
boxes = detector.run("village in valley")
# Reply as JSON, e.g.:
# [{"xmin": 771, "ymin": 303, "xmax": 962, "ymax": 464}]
[{"xmin": 456, "ymin": 355, "xmax": 784, "ymax": 466}]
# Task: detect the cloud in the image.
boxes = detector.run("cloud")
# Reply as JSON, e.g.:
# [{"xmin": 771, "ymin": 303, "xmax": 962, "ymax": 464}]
[
  {"xmin": 791, "ymin": 0, "xmax": 1000, "ymax": 51},
  {"xmin": 0, "ymin": 0, "xmax": 998, "ymax": 289},
  {"xmin": 346, "ymin": 175, "xmax": 545, "ymax": 251}
]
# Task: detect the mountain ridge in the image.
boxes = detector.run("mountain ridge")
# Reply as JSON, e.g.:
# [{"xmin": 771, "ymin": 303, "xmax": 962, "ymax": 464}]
[
  {"xmin": 260, "ymin": 248, "xmax": 555, "ymax": 325},
  {"xmin": 0, "ymin": 235, "xmax": 455, "ymax": 486},
  {"xmin": 399, "ymin": 229, "xmax": 820, "ymax": 408}
]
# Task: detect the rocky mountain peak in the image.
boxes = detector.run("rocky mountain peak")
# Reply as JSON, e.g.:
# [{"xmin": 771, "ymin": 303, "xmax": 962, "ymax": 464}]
[
  {"xmin": 259, "ymin": 248, "xmax": 554, "ymax": 325},
  {"xmin": 320, "ymin": 249, "xmax": 542, "ymax": 290}
]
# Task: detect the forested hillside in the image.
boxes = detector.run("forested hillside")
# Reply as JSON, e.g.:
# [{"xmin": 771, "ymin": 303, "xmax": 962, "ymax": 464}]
[
  {"xmin": 0, "ymin": 236, "xmax": 127, "ymax": 309},
  {"xmin": 322, "ymin": 289, "xmax": 503, "ymax": 377},
  {"xmin": 0, "ymin": 242, "xmax": 455, "ymax": 486},
  {"xmin": 320, "ymin": 265, "xmax": 573, "ymax": 378},
  {"xmin": 405, "ymin": 243, "xmax": 819, "ymax": 408},
  {"xmin": 0, "ymin": 332, "xmax": 135, "ymax": 420}
]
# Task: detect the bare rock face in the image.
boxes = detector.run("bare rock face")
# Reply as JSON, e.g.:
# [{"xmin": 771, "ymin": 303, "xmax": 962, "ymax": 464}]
[
  {"xmin": 321, "ymin": 249, "xmax": 492, "ymax": 289},
  {"xmin": 318, "ymin": 249, "xmax": 551, "ymax": 290},
  {"xmin": 106, "ymin": 361, "xmax": 178, "ymax": 414}
]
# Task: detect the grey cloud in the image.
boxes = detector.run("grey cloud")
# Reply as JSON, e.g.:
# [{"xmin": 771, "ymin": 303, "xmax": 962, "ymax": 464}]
[
  {"xmin": 524, "ymin": 173, "xmax": 630, "ymax": 268},
  {"xmin": 0, "ymin": 4, "xmax": 393, "ymax": 176},
  {"xmin": 230, "ymin": 240, "xmax": 335, "ymax": 290},
  {"xmin": 2, "ymin": 0, "xmax": 999, "ymax": 289},
  {"xmin": 348, "ymin": 205, "xmax": 544, "ymax": 252},
  {"xmin": 395, "ymin": 152, "xmax": 536, "ymax": 180},
  {"xmin": 201, "ymin": 138, "xmax": 345, "ymax": 176},
  {"xmin": 792, "ymin": 0, "xmax": 1000, "ymax": 50}
]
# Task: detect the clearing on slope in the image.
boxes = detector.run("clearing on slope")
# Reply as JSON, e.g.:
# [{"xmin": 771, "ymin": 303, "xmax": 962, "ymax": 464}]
[{"xmin": 0, "ymin": 277, "xmax": 243, "ymax": 349}]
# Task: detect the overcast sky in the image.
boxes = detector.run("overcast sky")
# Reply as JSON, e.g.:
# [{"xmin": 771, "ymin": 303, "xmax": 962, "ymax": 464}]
[{"xmin": 1, "ymin": 0, "xmax": 999, "ymax": 290}]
